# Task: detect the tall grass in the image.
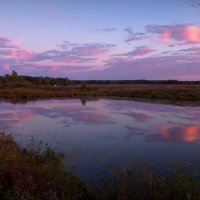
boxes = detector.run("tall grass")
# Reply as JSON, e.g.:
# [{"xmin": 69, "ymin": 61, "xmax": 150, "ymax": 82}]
[
  {"xmin": 0, "ymin": 133, "xmax": 88, "ymax": 200},
  {"xmin": 93, "ymin": 163, "xmax": 200, "ymax": 200}
]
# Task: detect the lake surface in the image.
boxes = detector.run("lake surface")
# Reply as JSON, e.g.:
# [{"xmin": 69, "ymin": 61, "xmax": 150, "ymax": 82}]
[{"xmin": 1, "ymin": 98, "xmax": 200, "ymax": 183}]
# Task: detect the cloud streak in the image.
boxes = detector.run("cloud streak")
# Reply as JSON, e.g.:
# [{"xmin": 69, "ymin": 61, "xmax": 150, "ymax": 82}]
[
  {"xmin": 125, "ymin": 46, "xmax": 156, "ymax": 57},
  {"xmin": 113, "ymin": 46, "xmax": 156, "ymax": 58},
  {"xmin": 96, "ymin": 28, "xmax": 117, "ymax": 32},
  {"xmin": 124, "ymin": 27, "xmax": 146, "ymax": 42}
]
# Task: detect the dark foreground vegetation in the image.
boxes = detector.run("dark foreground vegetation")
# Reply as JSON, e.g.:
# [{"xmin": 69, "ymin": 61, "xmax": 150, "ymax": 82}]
[
  {"xmin": 0, "ymin": 133, "xmax": 88, "ymax": 200},
  {"xmin": 0, "ymin": 71, "xmax": 200, "ymax": 103},
  {"xmin": 1, "ymin": 132, "xmax": 200, "ymax": 200}
]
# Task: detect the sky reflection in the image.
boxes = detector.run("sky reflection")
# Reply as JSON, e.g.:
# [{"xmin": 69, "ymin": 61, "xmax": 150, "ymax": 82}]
[
  {"xmin": 0, "ymin": 99, "xmax": 200, "ymax": 182},
  {"xmin": 0, "ymin": 99, "xmax": 200, "ymax": 143},
  {"xmin": 146, "ymin": 123, "xmax": 200, "ymax": 143}
]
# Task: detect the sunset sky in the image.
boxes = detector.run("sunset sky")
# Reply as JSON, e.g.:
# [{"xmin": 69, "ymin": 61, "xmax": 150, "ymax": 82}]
[{"xmin": 0, "ymin": 0, "xmax": 200, "ymax": 80}]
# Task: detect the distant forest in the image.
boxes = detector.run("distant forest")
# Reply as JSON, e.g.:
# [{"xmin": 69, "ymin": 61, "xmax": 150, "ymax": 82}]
[{"xmin": 0, "ymin": 71, "xmax": 200, "ymax": 87}]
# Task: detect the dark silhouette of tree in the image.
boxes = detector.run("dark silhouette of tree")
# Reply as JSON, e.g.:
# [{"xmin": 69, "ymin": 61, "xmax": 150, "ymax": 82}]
[{"xmin": 11, "ymin": 70, "xmax": 18, "ymax": 77}]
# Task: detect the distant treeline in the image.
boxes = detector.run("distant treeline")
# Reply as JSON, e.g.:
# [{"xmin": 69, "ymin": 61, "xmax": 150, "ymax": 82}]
[
  {"xmin": 72, "ymin": 79, "xmax": 200, "ymax": 85},
  {"xmin": 0, "ymin": 71, "xmax": 200, "ymax": 87},
  {"xmin": 0, "ymin": 71, "xmax": 70, "ymax": 87}
]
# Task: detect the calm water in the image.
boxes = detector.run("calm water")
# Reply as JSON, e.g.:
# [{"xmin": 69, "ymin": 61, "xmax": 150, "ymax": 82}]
[{"xmin": 1, "ymin": 99, "xmax": 200, "ymax": 182}]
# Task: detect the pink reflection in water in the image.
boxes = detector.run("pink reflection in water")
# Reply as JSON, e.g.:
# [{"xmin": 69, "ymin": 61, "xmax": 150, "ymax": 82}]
[
  {"xmin": 146, "ymin": 123, "xmax": 200, "ymax": 143},
  {"xmin": 79, "ymin": 112, "xmax": 107, "ymax": 124}
]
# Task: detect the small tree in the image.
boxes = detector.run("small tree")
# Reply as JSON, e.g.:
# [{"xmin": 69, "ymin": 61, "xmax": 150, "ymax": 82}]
[{"xmin": 11, "ymin": 70, "xmax": 18, "ymax": 77}]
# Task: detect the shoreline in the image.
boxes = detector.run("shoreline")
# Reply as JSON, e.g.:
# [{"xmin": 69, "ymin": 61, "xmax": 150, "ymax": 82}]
[
  {"xmin": 1, "ymin": 95, "xmax": 200, "ymax": 107},
  {"xmin": 0, "ymin": 83, "xmax": 200, "ymax": 106}
]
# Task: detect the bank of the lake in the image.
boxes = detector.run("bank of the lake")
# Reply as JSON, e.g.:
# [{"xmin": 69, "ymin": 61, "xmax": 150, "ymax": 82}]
[
  {"xmin": 0, "ymin": 83, "xmax": 200, "ymax": 105},
  {"xmin": 1, "ymin": 72, "xmax": 200, "ymax": 104}
]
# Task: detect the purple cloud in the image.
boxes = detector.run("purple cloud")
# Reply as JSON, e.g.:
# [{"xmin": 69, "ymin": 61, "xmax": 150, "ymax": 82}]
[
  {"xmin": 96, "ymin": 28, "xmax": 117, "ymax": 32},
  {"xmin": 124, "ymin": 27, "xmax": 146, "ymax": 42},
  {"xmin": 124, "ymin": 27, "xmax": 134, "ymax": 35},
  {"xmin": 179, "ymin": 47, "xmax": 200, "ymax": 53},
  {"xmin": 0, "ymin": 37, "xmax": 20, "ymax": 49},
  {"xmin": 0, "ymin": 36, "xmax": 114, "ymax": 76},
  {"xmin": 191, "ymin": 0, "xmax": 200, "ymax": 8},
  {"xmin": 70, "ymin": 51, "xmax": 200, "ymax": 80},
  {"xmin": 113, "ymin": 46, "xmax": 156, "ymax": 58},
  {"xmin": 126, "ymin": 46, "xmax": 156, "ymax": 57},
  {"xmin": 30, "ymin": 50, "xmax": 93, "ymax": 63},
  {"xmin": 30, "ymin": 43, "xmax": 115, "ymax": 64},
  {"xmin": 70, "ymin": 43, "xmax": 115, "ymax": 56}
]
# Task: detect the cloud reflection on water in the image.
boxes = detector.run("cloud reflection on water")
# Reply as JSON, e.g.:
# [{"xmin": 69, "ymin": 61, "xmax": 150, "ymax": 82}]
[
  {"xmin": 0, "ymin": 99, "xmax": 199, "ymax": 144},
  {"xmin": 146, "ymin": 123, "xmax": 200, "ymax": 143}
]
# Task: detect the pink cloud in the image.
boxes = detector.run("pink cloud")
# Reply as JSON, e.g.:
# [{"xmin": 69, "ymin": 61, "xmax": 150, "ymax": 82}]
[
  {"xmin": 11, "ymin": 50, "xmax": 17, "ymax": 59},
  {"xmin": 0, "ymin": 37, "xmax": 32, "ymax": 62},
  {"xmin": 2, "ymin": 63, "xmax": 10, "ymax": 71},
  {"xmin": 161, "ymin": 30, "xmax": 171, "ymax": 43},
  {"xmin": 185, "ymin": 25, "xmax": 200, "ymax": 43},
  {"xmin": 50, "ymin": 65, "xmax": 60, "ymax": 73},
  {"xmin": 18, "ymin": 49, "xmax": 33, "ymax": 59},
  {"xmin": 146, "ymin": 24, "xmax": 200, "ymax": 44}
]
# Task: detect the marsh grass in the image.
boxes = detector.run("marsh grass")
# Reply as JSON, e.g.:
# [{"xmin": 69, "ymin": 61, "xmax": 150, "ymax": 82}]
[
  {"xmin": 1, "ymin": 132, "xmax": 200, "ymax": 200},
  {"xmin": 0, "ymin": 83, "xmax": 200, "ymax": 104},
  {"xmin": 0, "ymin": 72, "xmax": 200, "ymax": 103},
  {"xmin": 93, "ymin": 163, "xmax": 200, "ymax": 200},
  {"xmin": 0, "ymin": 133, "xmax": 88, "ymax": 200}
]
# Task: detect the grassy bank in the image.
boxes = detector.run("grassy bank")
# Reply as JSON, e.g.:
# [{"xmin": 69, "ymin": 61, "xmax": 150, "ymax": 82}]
[
  {"xmin": 0, "ymin": 83, "xmax": 200, "ymax": 104},
  {"xmin": 1, "ymin": 133, "xmax": 200, "ymax": 200},
  {"xmin": 0, "ymin": 72, "xmax": 200, "ymax": 103}
]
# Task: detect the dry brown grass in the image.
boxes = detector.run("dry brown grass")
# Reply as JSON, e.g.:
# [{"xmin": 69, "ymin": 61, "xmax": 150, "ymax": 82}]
[{"xmin": 0, "ymin": 84, "xmax": 199, "ymax": 103}]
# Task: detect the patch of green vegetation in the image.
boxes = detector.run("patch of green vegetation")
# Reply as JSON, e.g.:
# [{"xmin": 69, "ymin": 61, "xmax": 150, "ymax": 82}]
[{"xmin": 0, "ymin": 133, "xmax": 88, "ymax": 200}]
